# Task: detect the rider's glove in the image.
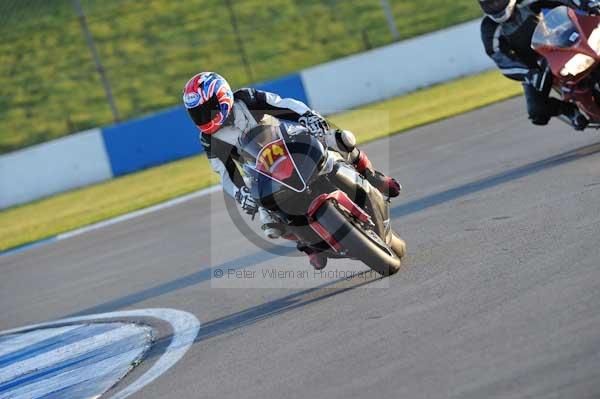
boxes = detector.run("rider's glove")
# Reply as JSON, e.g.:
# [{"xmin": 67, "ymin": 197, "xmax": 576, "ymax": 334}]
[
  {"xmin": 235, "ymin": 186, "xmax": 258, "ymax": 215},
  {"xmin": 578, "ymin": 0, "xmax": 600, "ymax": 14},
  {"xmin": 298, "ymin": 111, "xmax": 330, "ymax": 137}
]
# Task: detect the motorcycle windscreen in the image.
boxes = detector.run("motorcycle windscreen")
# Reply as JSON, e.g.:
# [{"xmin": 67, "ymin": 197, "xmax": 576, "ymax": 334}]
[
  {"xmin": 532, "ymin": 7, "xmax": 580, "ymax": 50},
  {"xmin": 251, "ymin": 138, "xmax": 307, "ymax": 192}
]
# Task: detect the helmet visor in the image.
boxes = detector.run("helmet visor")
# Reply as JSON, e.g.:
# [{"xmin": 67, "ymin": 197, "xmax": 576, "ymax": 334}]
[
  {"xmin": 480, "ymin": 0, "xmax": 510, "ymax": 16},
  {"xmin": 187, "ymin": 94, "xmax": 221, "ymax": 126}
]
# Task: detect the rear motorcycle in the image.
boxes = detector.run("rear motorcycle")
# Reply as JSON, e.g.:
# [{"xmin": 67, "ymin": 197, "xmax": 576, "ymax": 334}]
[
  {"xmin": 531, "ymin": 6, "xmax": 600, "ymax": 127},
  {"xmin": 237, "ymin": 118, "xmax": 406, "ymax": 276}
]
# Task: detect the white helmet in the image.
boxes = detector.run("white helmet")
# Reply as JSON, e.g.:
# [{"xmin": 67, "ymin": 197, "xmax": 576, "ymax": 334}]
[{"xmin": 479, "ymin": 0, "xmax": 517, "ymax": 23}]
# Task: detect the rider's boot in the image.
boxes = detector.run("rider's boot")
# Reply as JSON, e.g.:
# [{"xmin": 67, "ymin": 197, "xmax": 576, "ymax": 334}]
[
  {"xmin": 297, "ymin": 244, "xmax": 328, "ymax": 270},
  {"xmin": 334, "ymin": 129, "xmax": 401, "ymax": 197},
  {"xmin": 562, "ymin": 102, "xmax": 589, "ymax": 131},
  {"xmin": 568, "ymin": 108, "xmax": 589, "ymax": 131},
  {"xmin": 353, "ymin": 150, "xmax": 401, "ymax": 198},
  {"xmin": 308, "ymin": 252, "xmax": 328, "ymax": 270}
]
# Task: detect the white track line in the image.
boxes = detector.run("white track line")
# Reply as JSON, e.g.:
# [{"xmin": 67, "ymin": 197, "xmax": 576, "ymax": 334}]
[
  {"xmin": 0, "ymin": 324, "xmax": 145, "ymax": 383},
  {"xmin": 5, "ymin": 348, "xmax": 146, "ymax": 399},
  {"xmin": 0, "ymin": 308, "xmax": 201, "ymax": 399},
  {"xmin": 0, "ymin": 325, "xmax": 80, "ymax": 357}
]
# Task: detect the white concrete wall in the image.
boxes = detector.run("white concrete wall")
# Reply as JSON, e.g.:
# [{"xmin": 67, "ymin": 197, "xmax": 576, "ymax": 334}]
[
  {"xmin": 301, "ymin": 19, "xmax": 493, "ymax": 112},
  {"xmin": 0, "ymin": 129, "xmax": 113, "ymax": 209}
]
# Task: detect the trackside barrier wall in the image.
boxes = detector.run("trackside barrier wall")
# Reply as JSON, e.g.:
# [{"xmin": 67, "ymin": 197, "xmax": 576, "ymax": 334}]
[
  {"xmin": 0, "ymin": 129, "xmax": 112, "ymax": 209},
  {"xmin": 0, "ymin": 19, "xmax": 493, "ymax": 210},
  {"xmin": 101, "ymin": 73, "xmax": 310, "ymax": 177},
  {"xmin": 301, "ymin": 20, "xmax": 493, "ymax": 111},
  {"xmin": 0, "ymin": 73, "xmax": 310, "ymax": 209},
  {"xmin": 102, "ymin": 107, "xmax": 202, "ymax": 177}
]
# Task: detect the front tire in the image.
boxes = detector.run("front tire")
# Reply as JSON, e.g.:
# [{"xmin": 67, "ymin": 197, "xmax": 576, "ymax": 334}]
[
  {"xmin": 390, "ymin": 232, "xmax": 407, "ymax": 259},
  {"xmin": 314, "ymin": 200, "xmax": 402, "ymax": 276}
]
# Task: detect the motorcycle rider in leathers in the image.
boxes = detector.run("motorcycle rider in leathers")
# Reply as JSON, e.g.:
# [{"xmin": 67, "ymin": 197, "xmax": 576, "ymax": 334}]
[
  {"xmin": 183, "ymin": 72, "xmax": 401, "ymax": 270},
  {"xmin": 479, "ymin": 0, "xmax": 600, "ymax": 129}
]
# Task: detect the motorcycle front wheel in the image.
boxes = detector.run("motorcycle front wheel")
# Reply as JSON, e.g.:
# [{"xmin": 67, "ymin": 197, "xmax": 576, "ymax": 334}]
[{"xmin": 314, "ymin": 200, "xmax": 405, "ymax": 276}]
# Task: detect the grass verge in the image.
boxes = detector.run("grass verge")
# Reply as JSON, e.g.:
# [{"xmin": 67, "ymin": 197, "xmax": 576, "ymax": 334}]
[
  {"xmin": 0, "ymin": 0, "xmax": 481, "ymax": 154},
  {"xmin": 0, "ymin": 70, "xmax": 522, "ymax": 252}
]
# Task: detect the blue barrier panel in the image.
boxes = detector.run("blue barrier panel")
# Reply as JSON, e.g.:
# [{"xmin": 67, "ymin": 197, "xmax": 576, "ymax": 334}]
[
  {"xmin": 102, "ymin": 106, "xmax": 202, "ymax": 176},
  {"xmin": 102, "ymin": 73, "xmax": 308, "ymax": 177},
  {"xmin": 253, "ymin": 73, "xmax": 309, "ymax": 105}
]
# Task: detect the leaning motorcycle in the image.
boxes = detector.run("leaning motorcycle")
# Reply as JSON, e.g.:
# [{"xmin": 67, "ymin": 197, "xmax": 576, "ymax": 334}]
[
  {"xmin": 531, "ymin": 6, "xmax": 600, "ymax": 127},
  {"xmin": 236, "ymin": 117, "xmax": 406, "ymax": 276}
]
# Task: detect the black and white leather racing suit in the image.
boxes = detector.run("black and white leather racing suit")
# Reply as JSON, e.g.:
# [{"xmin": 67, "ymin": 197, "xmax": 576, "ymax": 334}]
[
  {"xmin": 480, "ymin": 0, "xmax": 597, "ymax": 128},
  {"xmin": 201, "ymin": 88, "xmax": 365, "ymax": 237}
]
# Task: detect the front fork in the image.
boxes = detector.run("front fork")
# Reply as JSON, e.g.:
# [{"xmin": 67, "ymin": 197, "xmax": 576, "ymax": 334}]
[
  {"xmin": 327, "ymin": 161, "xmax": 391, "ymax": 239},
  {"xmin": 560, "ymin": 78, "xmax": 600, "ymax": 123},
  {"xmin": 285, "ymin": 153, "xmax": 392, "ymax": 253}
]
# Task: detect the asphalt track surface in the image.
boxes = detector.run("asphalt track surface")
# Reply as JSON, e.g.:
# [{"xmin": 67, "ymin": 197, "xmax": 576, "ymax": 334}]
[{"xmin": 2, "ymin": 97, "xmax": 600, "ymax": 399}]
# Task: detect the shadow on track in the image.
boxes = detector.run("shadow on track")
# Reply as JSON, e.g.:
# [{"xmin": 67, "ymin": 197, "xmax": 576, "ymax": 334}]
[
  {"xmin": 69, "ymin": 141, "xmax": 600, "ymax": 318},
  {"xmin": 192, "ymin": 271, "xmax": 381, "ymax": 343},
  {"xmin": 68, "ymin": 249, "xmax": 293, "ymax": 317},
  {"xmin": 391, "ymin": 141, "xmax": 600, "ymax": 218},
  {"xmin": 146, "ymin": 270, "xmax": 383, "ymax": 361}
]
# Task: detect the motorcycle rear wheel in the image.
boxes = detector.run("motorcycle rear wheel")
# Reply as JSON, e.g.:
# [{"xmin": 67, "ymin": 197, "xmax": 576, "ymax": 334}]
[{"xmin": 314, "ymin": 200, "xmax": 403, "ymax": 276}]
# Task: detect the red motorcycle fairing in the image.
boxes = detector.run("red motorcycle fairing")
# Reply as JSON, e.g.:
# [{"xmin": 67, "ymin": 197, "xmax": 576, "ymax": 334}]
[
  {"xmin": 533, "ymin": 9, "xmax": 599, "ymax": 83},
  {"xmin": 307, "ymin": 190, "xmax": 372, "ymax": 252},
  {"xmin": 531, "ymin": 6, "xmax": 600, "ymax": 121},
  {"xmin": 308, "ymin": 219, "xmax": 343, "ymax": 252}
]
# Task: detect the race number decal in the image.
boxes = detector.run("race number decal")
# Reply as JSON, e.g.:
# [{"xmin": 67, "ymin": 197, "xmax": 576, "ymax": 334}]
[
  {"xmin": 256, "ymin": 139, "xmax": 288, "ymax": 174},
  {"xmin": 253, "ymin": 138, "xmax": 306, "ymax": 192}
]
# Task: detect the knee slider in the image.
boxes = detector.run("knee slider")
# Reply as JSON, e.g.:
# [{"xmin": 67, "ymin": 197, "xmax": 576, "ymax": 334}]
[
  {"xmin": 528, "ymin": 103, "xmax": 551, "ymax": 125},
  {"xmin": 335, "ymin": 129, "xmax": 357, "ymax": 152},
  {"xmin": 527, "ymin": 99, "xmax": 552, "ymax": 126}
]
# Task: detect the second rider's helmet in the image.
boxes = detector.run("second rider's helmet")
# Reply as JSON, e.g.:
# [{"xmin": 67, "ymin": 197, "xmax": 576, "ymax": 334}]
[{"xmin": 479, "ymin": 0, "xmax": 517, "ymax": 23}]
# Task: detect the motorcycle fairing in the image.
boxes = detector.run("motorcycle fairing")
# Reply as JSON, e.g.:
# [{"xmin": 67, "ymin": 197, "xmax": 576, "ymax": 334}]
[
  {"xmin": 243, "ymin": 127, "xmax": 308, "ymax": 193},
  {"xmin": 252, "ymin": 137, "xmax": 307, "ymax": 192},
  {"xmin": 532, "ymin": 7, "xmax": 600, "ymax": 82},
  {"xmin": 306, "ymin": 190, "xmax": 374, "ymax": 253},
  {"xmin": 243, "ymin": 124, "xmax": 326, "ymax": 213},
  {"xmin": 307, "ymin": 190, "xmax": 371, "ymax": 223},
  {"xmin": 329, "ymin": 162, "xmax": 391, "ymax": 239},
  {"xmin": 309, "ymin": 217, "xmax": 343, "ymax": 253},
  {"xmin": 238, "ymin": 117, "xmax": 397, "ymax": 259},
  {"xmin": 531, "ymin": 6, "xmax": 600, "ymax": 120}
]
